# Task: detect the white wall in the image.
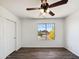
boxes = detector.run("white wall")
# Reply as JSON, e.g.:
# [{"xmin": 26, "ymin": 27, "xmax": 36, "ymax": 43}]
[
  {"xmin": 65, "ymin": 10, "xmax": 79, "ymax": 57},
  {"xmin": 21, "ymin": 18, "xmax": 64, "ymax": 47},
  {"xmin": 0, "ymin": 6, "xmax": 21, "ymax": 59}
]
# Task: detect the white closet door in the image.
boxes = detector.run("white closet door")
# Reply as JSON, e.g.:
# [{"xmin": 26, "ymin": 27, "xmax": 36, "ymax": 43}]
[
  {"xmin": 0, "ymin": 18, "xmax": 16, "ymax": 59},
  {"xmin": 4, "ymin": 19, "xmax": 16, "ymax": 56},
  {"xmin": 0, "ymin": 18, "xmax": 5, "ymax": 59}
]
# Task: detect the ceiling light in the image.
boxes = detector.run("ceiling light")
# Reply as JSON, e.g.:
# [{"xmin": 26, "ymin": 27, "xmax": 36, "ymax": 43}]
[
  {"xmin": 46, "ymin": 9, "xmax": 50, "ymax": 13},
  {"xmin": 42, "ymin": 12, "xmax": 46, "ymax": 15},
  {"xmin": 40, "ymin": 9, "xmax": 44, "ymax": 13}
]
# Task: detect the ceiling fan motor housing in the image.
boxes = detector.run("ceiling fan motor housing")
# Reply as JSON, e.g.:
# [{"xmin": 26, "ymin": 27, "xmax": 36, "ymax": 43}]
[
  {"xmin": 41, "ymin": 3, "xmax": 49, "ymax": 12},
  {"xmin": 41, "ymin": 0, "xmax": 47, "ymax": 3}
]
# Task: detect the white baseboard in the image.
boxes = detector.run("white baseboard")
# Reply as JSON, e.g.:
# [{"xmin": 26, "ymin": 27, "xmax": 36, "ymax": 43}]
[{"xmin": 65, "ymin": 47, "xmax": 79, "ymax": 57}]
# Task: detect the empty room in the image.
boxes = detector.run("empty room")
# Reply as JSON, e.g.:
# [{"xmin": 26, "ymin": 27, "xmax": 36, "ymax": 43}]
[{"xmin": 0, "ymin": 0, "xmax": 79, "ymax": 59}]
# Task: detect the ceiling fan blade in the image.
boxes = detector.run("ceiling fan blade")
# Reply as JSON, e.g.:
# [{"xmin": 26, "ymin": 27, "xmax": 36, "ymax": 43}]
[
  {"xmin": 49, "ymin": 11, "xmax": 55, "ymax": 16},
  {"xmin": 49, "ymin": 0, "xmax": 68, "ymax": 8},
  {"xmin": 26, "ymin": 8, "xmax": 41, "ymax": 10}
]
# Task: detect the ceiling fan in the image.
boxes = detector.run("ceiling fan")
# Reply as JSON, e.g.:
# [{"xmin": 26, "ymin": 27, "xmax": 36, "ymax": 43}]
[{"xmin": 26, "ymin": 0, "xmax": 68, "ymax": 16}]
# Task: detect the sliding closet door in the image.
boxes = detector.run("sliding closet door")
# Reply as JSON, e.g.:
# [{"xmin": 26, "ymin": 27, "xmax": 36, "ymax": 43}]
[{"xmin": 4, "ymin": 19, "xmax": 16, "ymax": 56}]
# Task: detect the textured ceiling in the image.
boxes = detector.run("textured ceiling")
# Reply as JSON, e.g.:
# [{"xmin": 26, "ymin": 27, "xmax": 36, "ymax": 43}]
[{"xmin": 0, "ymin": 0, "xmax": 79, "ymax": 18}]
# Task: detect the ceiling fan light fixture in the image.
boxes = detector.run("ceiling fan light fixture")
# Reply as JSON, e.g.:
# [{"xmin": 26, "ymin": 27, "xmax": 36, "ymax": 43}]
[
  {"xmin": 40, "ymin": 9, "xmax": 44, "ymax": 13},
  {"xmin": 46, "ymin": 9, "xmax": 50, "ymax": 13},
  {"xmin": 40, "ymin": 9, "xmax": 49, "ymax": 13},
  {"xmin": 42, "ymin": 12, "xmax": 46, "ymax": 15},
  {"xmin": 40, "ymin": 9, "xmax": 50, "ymax": 16}
]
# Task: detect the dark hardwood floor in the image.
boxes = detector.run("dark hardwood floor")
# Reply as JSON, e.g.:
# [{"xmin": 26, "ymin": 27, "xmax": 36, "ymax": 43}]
[{"xmin": 6, "ymin": 48, "xmax": 79, "ymax": 59}]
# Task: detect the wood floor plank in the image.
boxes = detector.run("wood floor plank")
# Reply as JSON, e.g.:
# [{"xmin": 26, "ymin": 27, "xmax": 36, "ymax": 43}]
[{"xmin": 6, "ymin": 48, "xmax": 79, "ymax": 59}]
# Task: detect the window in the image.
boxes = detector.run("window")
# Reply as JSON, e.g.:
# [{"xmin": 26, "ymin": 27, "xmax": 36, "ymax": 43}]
[{"xmin": 38, "ymin": 23, "xmax": 55, "ymax": 40}]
